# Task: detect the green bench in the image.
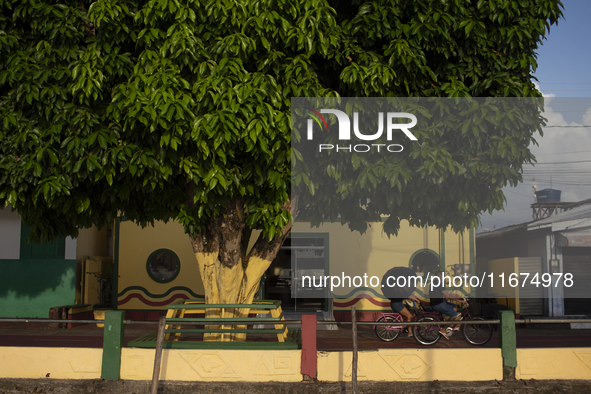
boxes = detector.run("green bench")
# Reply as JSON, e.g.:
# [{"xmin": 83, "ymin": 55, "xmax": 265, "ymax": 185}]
[{"xmin": 128, "ymin": 299, "xmax": 301, "ymax": 350}]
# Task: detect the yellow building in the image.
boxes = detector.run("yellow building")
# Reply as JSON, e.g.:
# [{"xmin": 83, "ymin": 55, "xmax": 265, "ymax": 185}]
[
  {"xmin": 288, "ymin": 221, "xmax": 474, "ymax": 321},
  {"xmin": 113, "ymin": 217, "xmax": 474, "ymax": 321},
  {"xmin": 114, "ymin": 218, "xmax": 204, "ymax": 320}
]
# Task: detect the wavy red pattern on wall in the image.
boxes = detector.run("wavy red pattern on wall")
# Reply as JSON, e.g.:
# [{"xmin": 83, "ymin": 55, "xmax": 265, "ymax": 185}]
[
  {"xmin": 118, "ymin": 293, "xmax": 189, "ymax": 307},
  {"xmin": 332, "ymin": 297, "xmax": 390, "ymax": 308}
]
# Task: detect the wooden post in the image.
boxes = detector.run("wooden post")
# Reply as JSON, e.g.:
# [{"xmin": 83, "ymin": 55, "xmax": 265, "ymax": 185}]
[
  {"xmin": 351, "ymin": 305, "xmax": 358, "ymax": 394},
  {"xmin": 151, "ymin": 316, "xmax": 166, "ymax": 394}
]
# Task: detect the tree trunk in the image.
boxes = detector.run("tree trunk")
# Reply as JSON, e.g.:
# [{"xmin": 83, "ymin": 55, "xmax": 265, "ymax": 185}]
[{"xmin": 188, "ymin": 196, "xmax": 296, "ymax": 341}]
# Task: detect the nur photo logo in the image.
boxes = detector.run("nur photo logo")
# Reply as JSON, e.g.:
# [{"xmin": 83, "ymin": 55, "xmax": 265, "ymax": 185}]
[{"xmin": 301, "ymin": 107, "xmax": 418, "ymax": 153}]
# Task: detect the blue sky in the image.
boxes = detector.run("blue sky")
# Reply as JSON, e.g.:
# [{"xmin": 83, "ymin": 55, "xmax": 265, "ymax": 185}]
[
  {"xmin": 478, "ymin": 0, "xmax": 591, "ymax": 231},
  {"xmin": 534, "ymin": 0, "xmax": 591, "ymax": 98}
]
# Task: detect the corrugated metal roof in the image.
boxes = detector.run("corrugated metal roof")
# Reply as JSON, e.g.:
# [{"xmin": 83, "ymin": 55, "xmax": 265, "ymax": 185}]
[
  {"xmin": 528, "ymin": 203, "xmax": 591, "ymax": 231},
  {"xmin": 477, "ymin": 201, "xmax": 591, "ymax": 238},
  {"xmin": 475, "ymin": 222, "xmax": 529, "ymax": 240}
]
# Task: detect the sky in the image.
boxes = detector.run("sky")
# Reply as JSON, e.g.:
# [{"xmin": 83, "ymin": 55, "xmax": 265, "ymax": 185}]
[{"xmin": 478, "ymin": 0, "xmax": 591, "ymax": 231}]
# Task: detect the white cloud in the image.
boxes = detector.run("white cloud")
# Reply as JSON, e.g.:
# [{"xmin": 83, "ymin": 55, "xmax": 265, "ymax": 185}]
[
  {"xmin": 533, "ymin": 81, "xmax": 555, "ymax": 98},
  {"xmin": 479, "ymin": 98, "xmax": 591, "ymax": 231}
]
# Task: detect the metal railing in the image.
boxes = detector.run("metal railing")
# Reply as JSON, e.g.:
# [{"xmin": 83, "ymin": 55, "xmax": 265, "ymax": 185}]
[
  {"xmin": 8, "ymin": 316, "xmax": 590, "ymax": 326},
  {"xmin": 320, "ymin": 319, "xmax": 500, "ymax": 326},
  {"xmin": 149, "ymin": 316, "xmax": 303, "ymax": 394},
  {"xmin": 2, "ymin": 313, "xmax": 591, "ymax": 394},
  {"xmin": 516, "ymin": 318, "xmax": 591, "ymax": 324},
  {"xmin": 0, "ymin": 318, "xmax": 158, "ymax": 325},
  {"xmin": 147, "ymin": 310, "xmax": 506, "ymax": 394}
]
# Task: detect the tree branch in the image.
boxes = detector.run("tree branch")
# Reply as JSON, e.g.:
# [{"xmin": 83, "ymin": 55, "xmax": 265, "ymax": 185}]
[{"xmin": 248, "ymin": 192, "xmax": 299, "ymax": 262}]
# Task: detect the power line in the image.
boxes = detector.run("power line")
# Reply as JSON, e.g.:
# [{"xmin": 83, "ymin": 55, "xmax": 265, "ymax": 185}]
[
  {"xmin": 530, "ymin": 160, "xmax": 591, "ymax": 165},
  {"xmin": 524, "ymin": 176, "xmax": 590, "ymax": 179},
  {"xmin": 535, "ymin": 150, "xmax": 591, "ymax": 155},
  {"xmin": 525, "ymin": 169, "xmax": 591, "ymax": 171},
  {"xmin": 537, "ymin": 82, "xmax": 591, "ymax": 85},
  {"xmin": 504, "ymin": 189, "xmax": 534, "ymax": 198},
  {"xmin": 539, "ymin": 109, "xmax": 591, "ymax": 112},
  {"xmin": 539, "ymin": 99, "xmax": 591, "ymax": 102}
]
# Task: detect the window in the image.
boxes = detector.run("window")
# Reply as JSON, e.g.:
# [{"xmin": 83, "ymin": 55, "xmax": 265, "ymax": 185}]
[
  {"xmin": 20, "ymin": 223, "xmax": 65, "ymax": 260},
  {"xmin": 146, "ymin": 249, "xmax": 180, "ymax": 283},
  {"xmin": 409, "ymin": 249, "xmax": 440, "ymax": 274}
]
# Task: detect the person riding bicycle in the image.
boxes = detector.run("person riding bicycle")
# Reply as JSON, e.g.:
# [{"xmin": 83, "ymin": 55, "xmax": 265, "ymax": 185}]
[
  {"xmin": 429, "ymin": 270, "xmax": 468, "ymax": 339},
  {"xmin": 389, "ymin": 294, "xmax": 420, "ymax": 337}
]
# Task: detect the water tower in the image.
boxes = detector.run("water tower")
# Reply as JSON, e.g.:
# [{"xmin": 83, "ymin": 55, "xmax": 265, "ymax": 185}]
[{"xmin": 531, "ymin": 188, "xmax": 564, "ymax": 220}]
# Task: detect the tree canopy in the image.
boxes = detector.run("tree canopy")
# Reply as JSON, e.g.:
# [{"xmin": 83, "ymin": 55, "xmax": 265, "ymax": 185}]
[{"xmin": 0, "ymin": 0, "xmax": 563, "ymax": 244}]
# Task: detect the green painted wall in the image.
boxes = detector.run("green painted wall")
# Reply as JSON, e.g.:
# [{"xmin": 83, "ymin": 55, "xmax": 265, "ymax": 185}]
[{"xmin": 0, "ymin": 259, "xmax": 76, "ymax": 317}]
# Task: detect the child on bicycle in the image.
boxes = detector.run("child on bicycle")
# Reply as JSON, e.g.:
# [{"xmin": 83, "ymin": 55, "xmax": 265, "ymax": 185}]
[
  {"xmin": 429, "ymin": 270, "xmax": 468, "ymax": 339},
  {"xmin": 389, "ymin": 294, "xmax": 420, "ymax": 337}
]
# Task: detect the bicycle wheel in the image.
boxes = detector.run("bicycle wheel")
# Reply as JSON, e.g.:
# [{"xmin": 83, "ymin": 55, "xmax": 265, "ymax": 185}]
[
  {"xmin": 462, "ymin": 317, "xmax": 493, "ymax": 345},
  {"xmin": 375, "ymin": 316, "xmax": 401, "ymax": 342},
  {"xmin": 413, "ymin": 316, "xmax": 441, "ymax": 346}
]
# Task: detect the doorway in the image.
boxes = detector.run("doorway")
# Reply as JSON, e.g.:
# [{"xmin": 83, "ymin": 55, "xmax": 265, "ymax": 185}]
[{"xmin": 262, "ymin": 235, "xmax": 328, "ymax": 312}]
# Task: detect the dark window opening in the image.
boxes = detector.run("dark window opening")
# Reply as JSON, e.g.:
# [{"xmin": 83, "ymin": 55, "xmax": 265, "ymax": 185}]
[
  {"xmin": 146, "ymin": 249, "xmax": 180, "ymax": 283},
  {"xmin": 410, "ymin": 250, "xmax": 439, "ymax": 274}
]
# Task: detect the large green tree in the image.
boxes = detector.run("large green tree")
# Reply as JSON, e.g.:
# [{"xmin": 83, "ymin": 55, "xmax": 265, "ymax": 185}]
[{"xmin": 0, "ymin": 1, "xmax": 562, "ymax": 314}]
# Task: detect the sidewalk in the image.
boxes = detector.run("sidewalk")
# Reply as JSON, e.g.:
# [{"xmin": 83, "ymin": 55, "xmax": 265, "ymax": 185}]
[{"xmin": 1, "ymin": 378, "xmax": 591, "ymax": 394}]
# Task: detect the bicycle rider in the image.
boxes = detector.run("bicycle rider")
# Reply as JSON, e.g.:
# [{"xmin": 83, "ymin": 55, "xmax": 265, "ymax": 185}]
[
  {"xmin": 389, "ymin": 294, "xmax": 420, "ymax": 337},
  {"xmin": 429, "ymin": 270, "xmax": 468, "ymax": 339}
]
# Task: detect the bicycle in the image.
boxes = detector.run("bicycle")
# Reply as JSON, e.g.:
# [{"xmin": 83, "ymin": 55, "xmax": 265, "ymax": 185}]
[
  {"xmin": 374, "ymin": 312, "xmax": 405, "ymax": 342},
  {"xmin": 412, "ymin": 298, "xmax": 493, "ymax": 346},
  {"xmin": 374, "ymin": 300, "xmax": 439, "ymax": 342}
]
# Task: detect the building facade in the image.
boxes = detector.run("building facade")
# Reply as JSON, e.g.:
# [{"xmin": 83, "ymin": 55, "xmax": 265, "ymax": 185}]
[
  {"xmin": 0, "ymin": 208, "xmax": 107, "ymax": 318},
  {"xmin": 477, "ymin": 203, "xmax": 591, "ymax": 317},
  {"xmin": 113, "ymin": 216, "xmax": 475, "ymax": 321}
]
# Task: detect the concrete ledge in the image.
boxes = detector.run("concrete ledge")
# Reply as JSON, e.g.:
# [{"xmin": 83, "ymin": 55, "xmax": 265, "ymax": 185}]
[
  {"xmin": 2, "ymin": 378, "xmax": 591, "ymax": 393},
  {"xmin": 3, "ymin": 346, "xmax": 591, "ymax": 384},
  {"xmin": 121, "ymin": 348, "xmax": 302, "ymax": 381},
  {"xmin": 516, "ymin": 348, "xmax": 591, "ymax": 380},
  {"xmin": 318, "ymin": 349, "xmax": 503, "ymax": 381},
  {"xmin": 0, "ymin": 348, "xmax": 102, "ymax": 379}
]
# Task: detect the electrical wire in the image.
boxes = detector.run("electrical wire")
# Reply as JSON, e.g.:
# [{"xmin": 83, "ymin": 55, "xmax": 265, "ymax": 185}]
[
  {"xmin": 535, "ymin": 150, "xmax": 591, "ymax": 155},
  {"xmin": 537, "ymin": 82, "xmax": 591, "ymax": 85}
]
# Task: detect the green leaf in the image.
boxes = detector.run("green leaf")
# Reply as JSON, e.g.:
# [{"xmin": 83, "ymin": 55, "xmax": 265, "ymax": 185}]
[
  {"xmin": 47, "ymin": 150, "xmax": 59, "ymax": 164},
  {"xmin": 351, "ymin": 154, "xmax": 360, "ymax": 170}
]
